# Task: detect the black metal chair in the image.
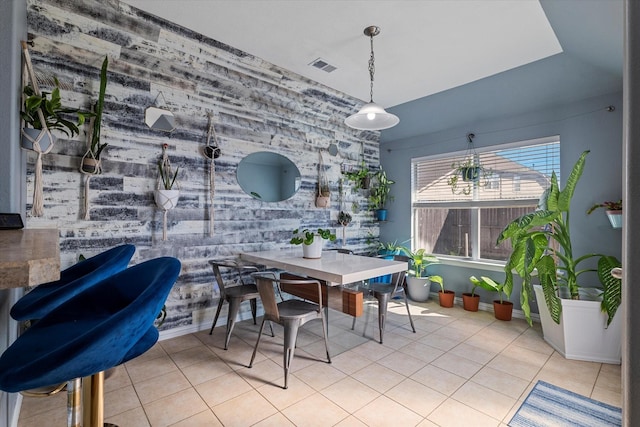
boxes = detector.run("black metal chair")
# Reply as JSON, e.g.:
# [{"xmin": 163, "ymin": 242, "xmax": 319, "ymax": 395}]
[{"xmin": 249, "ymin": 275, "xmax": 331, "ymax": 389}]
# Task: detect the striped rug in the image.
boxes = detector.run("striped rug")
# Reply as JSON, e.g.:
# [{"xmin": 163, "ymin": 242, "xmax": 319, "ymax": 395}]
[{"xmin": 509, "ymin": 380, "xmax": 622, "ymax": 426}]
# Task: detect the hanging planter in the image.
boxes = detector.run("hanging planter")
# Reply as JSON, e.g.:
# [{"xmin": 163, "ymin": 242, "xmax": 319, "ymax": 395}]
[
  {"xmin": 587, "ymin": 199, "xmax": 623, "ymax": 229},
  {"xmin": 199, "ymin": 112, "xmax": 220, "ymax": 237},
  {"xmin": 155, "ymin": 143, "xmax": 180, "ymax": 241},
  {"xmin": 315, "ymin": 151, "xmax": 331, "ymax": 208},
  {"xmin": 447, "ymin": 133, "xmax": 492, "ymax": 195}
]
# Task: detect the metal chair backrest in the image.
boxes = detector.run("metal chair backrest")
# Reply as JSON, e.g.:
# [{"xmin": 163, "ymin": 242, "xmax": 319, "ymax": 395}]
[
  {"xmin": 209, "ymin": 259, "xmax": 257, "ymax": 297},
  {"xmin": 253, "ymin": 275, "xmax": 324, "ymax": 324},
  {"xmin": 385, "ymin": 255, "xmax": 410, "ymax": 294}
]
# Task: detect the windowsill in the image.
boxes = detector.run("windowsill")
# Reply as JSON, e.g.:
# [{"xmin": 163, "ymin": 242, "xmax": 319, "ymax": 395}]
[{"xmin": 436, "ymin": 255, "xmax": 506, "ymax": 272}]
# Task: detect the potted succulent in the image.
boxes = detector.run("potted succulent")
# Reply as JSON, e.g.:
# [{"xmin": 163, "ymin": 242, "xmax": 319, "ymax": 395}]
[
  {"xmin": 587, "ymin": 199, "xmax": 622, "ymax": 228},
  {"xmin": 290, "ymin": 228, "xmax": 337, "ymax": 259},
  {"xmin": 368, "ymin": 168, "xmax": 395, "ymax": 221},
  {"xmin": 154, "ymin": 143, "xmax": 180, "ymax": 211},
  {"xmin": 469, "ymin": 276, "xmax": 513, "ymax": 320},
  {"xmin": 497, "ymin": 150, "xmax": 623, "ymax": 362},
  {"xmin": 400, "ymin": 247, "xmax": 442, "ymax": 302},
  {"xmin": 21, "ymin": 78, "xmax": 90, "ymax": 152},
  {"xmin": 337, "ymin": 211, "xmax": 352, "ymax": 246},
  {"xmin": 81, "ymin": 56, "xmax": 109, "ymax": 174}
]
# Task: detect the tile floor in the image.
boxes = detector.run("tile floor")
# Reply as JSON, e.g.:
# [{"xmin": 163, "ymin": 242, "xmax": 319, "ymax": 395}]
[{"xmin": 17, "ymin": 299, "xmax": 622, "ymax": 426}]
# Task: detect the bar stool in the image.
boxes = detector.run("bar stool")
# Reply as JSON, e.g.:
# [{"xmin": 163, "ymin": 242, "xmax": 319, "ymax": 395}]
[
  {"xmin": 0, "ymin": 257, "xmax": 181, "ymax": 427},
  {"xmin": 11, "ymin": 244, "xmax": 136, "ymax": 321},
  {"xmin": 209, "ymin": 259, "xmax": 273, "ymax": 349}
]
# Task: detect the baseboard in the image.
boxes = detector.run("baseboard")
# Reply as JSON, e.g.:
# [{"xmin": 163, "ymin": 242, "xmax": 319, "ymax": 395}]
[{"xmin": 428, "ymin": 291, "xmax": 540, "ymax": 323}]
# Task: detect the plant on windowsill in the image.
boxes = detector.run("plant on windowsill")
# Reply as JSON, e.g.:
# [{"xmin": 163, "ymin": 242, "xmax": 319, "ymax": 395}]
[
  {"xmin": 368, "ymin": 168, "xmax": 395, "ymax": 221},
  {"xmin": 290, "ymin": 228, "xmax": 337, "ymax": 259},
  {"xmin": 587, "ymin": 199, "xmax": 622, "ymax": 228},
  {"xmin": 497, "ymin": 150, "xmax": 623, "ymax": 362},
  {"xmin": 399, "ymin": 247, "xmax": 443, "ymax": 303},
  {"xmin": 468, "ymin": 276, "xmax": 513, "ymax": 320}
]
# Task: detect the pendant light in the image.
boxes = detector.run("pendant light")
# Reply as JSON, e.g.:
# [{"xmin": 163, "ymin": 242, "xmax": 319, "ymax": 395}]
[{"xmin": 345, "ymin": 26, "xmax": 399, "ymax": 131}]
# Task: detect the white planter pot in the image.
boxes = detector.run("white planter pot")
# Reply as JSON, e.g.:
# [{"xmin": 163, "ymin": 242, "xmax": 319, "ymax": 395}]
[
  {"xmin": 534, "ymin": 285, "xmax": 621, "ymax": 364},
  {"xmin": 606, "ymin": 210, "xmax": 622, "ymax": 228},
  {"xmin": 302, "ymin": 238, "xmax": 324, "ymax": 259},
  {"xmin": 406, "ymin": 276, "xmax": 431, "ymax": 302},
  {"xmin": 154, "ymin": 189, "xmax": 180, "ymax": 210}
]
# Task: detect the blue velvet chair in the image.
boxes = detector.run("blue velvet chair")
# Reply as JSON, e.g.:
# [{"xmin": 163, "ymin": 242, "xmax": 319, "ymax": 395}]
[
  {"xmin": 10, "ymin": 243, "xmax": 136, "ymax": 321},
  {"xmin": 0, "ymin": 256, "xmax": 181, "ymax": 425}
]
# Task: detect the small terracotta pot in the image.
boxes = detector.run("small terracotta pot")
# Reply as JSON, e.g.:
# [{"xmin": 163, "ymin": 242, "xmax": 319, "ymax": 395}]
[
  {"xmin": 462, "ymin": 293, "xmax": 480, "ymax": 312},
  {"xmin": 438, "ymin": 290, "xmax": 455, "ymax": 308},
  {"xmin": 493, "ymin": 300, "xmax": 513, "ymax": 321},
  {"xmin": 315, "ymin": 195, "xmax": 330, "ymax": 208}
]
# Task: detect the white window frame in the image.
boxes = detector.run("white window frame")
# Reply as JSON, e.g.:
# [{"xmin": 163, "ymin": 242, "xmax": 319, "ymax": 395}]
[{"xmin": 410, "ymin": 135, "xmax": 559, "ymax": 263}]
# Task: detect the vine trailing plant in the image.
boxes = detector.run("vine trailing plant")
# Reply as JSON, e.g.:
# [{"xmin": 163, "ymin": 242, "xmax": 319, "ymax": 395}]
[
  {"xmin": 497, "ymin": 150, "xmax": 622, "ymax": 326},
  {"xmin": 290, "ymin": 228, "xmax": 337, "ymax": 245}
]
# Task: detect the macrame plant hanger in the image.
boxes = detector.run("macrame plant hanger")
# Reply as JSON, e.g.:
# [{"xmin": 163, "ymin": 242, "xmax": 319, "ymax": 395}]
[
  {"xmin": 157, "ymin": 144, "xmax": 180, "ymax": 241},
  {"xmin": 21, "ymin": 41, "xmax": 55, "ymax": 217},
  {"xmin": 204, "ymin": 112, "xmax": 220, "ymax": 237},
  {"xmin": 79, "ymin": 104, "xmax": 102, "ymax": 221}
]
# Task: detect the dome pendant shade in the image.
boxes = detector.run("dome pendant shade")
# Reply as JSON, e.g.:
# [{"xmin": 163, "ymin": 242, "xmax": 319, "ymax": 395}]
[
  {"xmin": 345, "ymin": 102, "xmax": 399, "ymax": 130},
  {"xmin": 345, "ymin": 25, "xmax": 399, "ymax": 131}
]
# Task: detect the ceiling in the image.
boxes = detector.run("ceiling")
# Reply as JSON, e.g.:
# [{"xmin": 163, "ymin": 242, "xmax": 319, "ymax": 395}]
[{"xmin": 124, "ymin": 0, "xmax": 623, "ymax": 141}]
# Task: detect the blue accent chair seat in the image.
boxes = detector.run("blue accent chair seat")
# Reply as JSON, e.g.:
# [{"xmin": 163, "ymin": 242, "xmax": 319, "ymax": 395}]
[
  {"xmin": 0, "ymin": 257, "xmax": 180, "ymax": 422},
  {"xmin": 10, "ymin": 244, "xmax": 136, "ymax": 321}
]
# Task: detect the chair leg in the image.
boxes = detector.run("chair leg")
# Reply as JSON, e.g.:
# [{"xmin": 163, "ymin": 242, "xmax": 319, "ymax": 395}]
[
  {"xmin": 224, "ymin": 297, "xmax": 242, "ymax": 350},
  {"xmin": 282, "ymin": 319, "xmax": 301, "ymax": 389},
  {"xmin": 67, "ymin": 378, "xmax": 82, "ymax": 427},
  {"xmin": 87, "ymin": 371, "xmax": 105, "ymax": 427},
  {"xmin": 320, "ymin": 313, "xmax": 332, "ymax": 364},
  {"xmin": 249, "ymin": 319, "xmax": 267, "ymax": 368},
  {"xmin": 404, "ymin": 293, "xmax": 416, "ymax": 333},
  {"xmin": 375, "ymin": 292, "xmax": 391, "ymax": 344},
  {"xmin": 250, "ymin": 298, "xmax": 257, "ymax": 325},
  {"xmin": 209, "ymin": 297, "xmax": 225, "ymax": 335}
]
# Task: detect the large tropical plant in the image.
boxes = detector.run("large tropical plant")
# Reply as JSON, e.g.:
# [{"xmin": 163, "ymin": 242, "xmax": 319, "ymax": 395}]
[{"xmin": 497, "ymin": 150, "xmax": 622, "ymax": 326}]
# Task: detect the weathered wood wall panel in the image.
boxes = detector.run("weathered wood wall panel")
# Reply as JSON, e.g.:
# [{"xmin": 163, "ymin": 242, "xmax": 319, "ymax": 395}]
[{"xmin": 25, "ymin": 0, "xmax": 382, "ymax": 334}]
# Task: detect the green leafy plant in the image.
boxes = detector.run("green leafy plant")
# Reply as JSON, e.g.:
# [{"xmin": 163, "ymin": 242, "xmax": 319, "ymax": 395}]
[
  {"xmin": 87, "ymin": 56, "xmax": 109, "ymax": 160},
  {"xmin": 21, "ymin": 78, "xmax": 90, "ymax": 137},
  {"xmin": 469, "ymin": 276, "xmax": 508, "ymax": 303},
  {"xmin": 368, "ymin": 168, "xmax": 395, "ymax": 210},
  {"xmin": 344, "ymin": 160, "xmax": 370, "ymax": 189},
  {"xmin": 377, "ymin": 240, "xmax": 400, "ymax": 254},
  {"xmin": 290, "ymin": 228, "xmax": 337, "ymax": 245},
  {"xmin": 399, "ymin": 246, "xmax": 443, "ymax": 288},
  {"xmin": 497, "ymin": 150, "xmax": 622, "ymax": 326},
  {"xmin": 597, "ymin": 255, "xmax": 622, "ymax": 326},
  {"xmin": 338, "ymin": 211, "xmax": 352, "ymax": 226},
  {"xmin": 158, "ymin": 160, "xmax": 179, "ymax": 190},
  {"xmin": 587, "ymin": 199, "xmax": 622, "ymax": 214},
  {"xmin": 447, "ymin": 157, "xmax": 492, "ymax": 195}
]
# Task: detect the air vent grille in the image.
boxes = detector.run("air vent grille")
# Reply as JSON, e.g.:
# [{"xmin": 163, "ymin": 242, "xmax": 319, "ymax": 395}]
[{"xmin": 309, "ymin": 58, "xmax": 337, "ymax": 73}]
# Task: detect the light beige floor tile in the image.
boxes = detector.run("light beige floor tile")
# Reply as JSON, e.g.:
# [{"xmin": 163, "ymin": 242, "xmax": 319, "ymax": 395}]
[
  {"xmin": 129, "ymin": 343, "xmax": 167, "ymax": 365},
  {"xmin": 125, "ymin": 354, "xmax": 179, "ymax": 384},
  {"xmin": 238, "ymin": 357, "xmax": 289, "ymax": 389},
  {"xmin": 418, "ymin": 333, "xmax": 463, "ymax": 352},
  {"xmin": 168, "ymin": 409, "xmax": 222, "ymax": 427},
  {"xmin": 596, "ymin": 366, "xmax": 622, "ymax": 391},
  {"xmin": 104, "ymin": 365, "xmax": 132, "ymax": 392},
  {"xmin": 349, "ymin": 339, "xmax": 395, "ymax": 361},
  {"xmin": 212, "ymin": 389, "xmax": 277, "ymax": 427},
  {"xmin": 195, "ymin": 372, "xmax": 253, "ymax": 407},
  {"xmin": 470, "ymin": 366, "xmax": 530, "ymax": 398},
  {"xmin": 329, "ymin": 349, "xmax": 375, "ymax": 374},
  {"xmin": 169, "ymin": 344, "xmax": 219, "ymax": 369},
  {"xmin": 351, "ymin": 362, "xmax": 406, "ymax": 393},
  {"xmin": 161, "ymin": 333, "xmax": 204, "ymax": 354},
  {"xmin": 293, "ymin": 361, "xmax": 347, "ymax": 390},
  {"xmin": 321, "ymin": 376, "xmax": 380, "ymax": 413},
  {"xmin": 379, "ymin": 330, "xmax": 414, "ymax": 349},
  {"xmin": 486, "ymin": 353, "xmax": 541, "ymax": 382},
  {"xmin": 281, "ymin": 393, "xmax": 349, "ymax": 427},
  {"xmin": 452, "ymin": 381, "xmax": 517, "ymax": 420},
  {"xmin": 105, "ymin": 406, "xmax": 150, "ymax": 427},
  {"xmin": 256, "ymin": 375, "xmax": 316, "ymax": 410},
  {"xmin": 104, "ymin": 384, "xmax": 141, "ymax": 418},
  {"xmin": 386, "ymin": 378, "xmax": 447, "ymax": 417},
  {"xmin": 144, "ymin": 388, "xmax": 208, "ymax": 427},
  {"xmin": 398, "ymin": 341, "xmax": 445, "ymax": 363},
  {"xmin": 134, "ymin": 369, "xmax": 192, "ymax": 404},
  {"xmin": 427, "ymin": 398, "xmax": 501, "ymax": 427},
  {"xmin": 18, "ymin": 405, "xmax": 67, "ymax": 427},
  {"xmin": 18, "ymin": 389, "xmax": 67, "ymax": 420},
  {"xmin": 450, "ymin": 342, "xmax": 498, "ymax": 365},
  {"xmin": 411, "ymin": 365, "xmax": 466, "ymax": 396},
  {"xmin": 377, "ymin": 350, "xmax": 426, "ymax": 376},
  {"xmin": 432, "ymin": 352, "xmax": 483, "ymax": 379},
  {"xmin": 334, "ymin": 415, "xmax": 368, "ymax": 426},
  {"xmin": 591, "ymin": 386, "xmax": 622, "ymax": 407},
  {"xmin": 416, "ymin": 419, "xmax": 440, "ymax": 427},
  {"xmin": 353, "ymin": 395, "xmax": 423, "ymax": 427},
  {"xmin": 501, "ymin": 344, "xmax": 551, "ymax": 368},
  {"xmin": 253, "ymin": 412, "xmax": 296, "ymax": 427},
  {"xmin": 180, "ymin": 356, "xmax": 233, "ymax": 385},
  {"xmin": 511, "ymin": 328, "xmax": 553, "ymax": 355}
]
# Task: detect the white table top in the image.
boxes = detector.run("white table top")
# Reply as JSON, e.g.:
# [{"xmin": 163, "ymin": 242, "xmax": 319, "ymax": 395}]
[{"xmin": 240, "ymin": 249, "xmax": 407, "ymax": 285}]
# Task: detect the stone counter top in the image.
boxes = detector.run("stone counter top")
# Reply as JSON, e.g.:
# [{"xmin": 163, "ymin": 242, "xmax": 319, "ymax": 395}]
[{"xmin": 0, "ymin": 228, "xmax": 60, "ymax": 289}]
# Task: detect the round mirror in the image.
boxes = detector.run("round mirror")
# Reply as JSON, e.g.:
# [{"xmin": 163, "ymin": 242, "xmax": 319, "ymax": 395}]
[{"xmin": 236, "ymin": 152, "xmax": 301, "ymax": 202}]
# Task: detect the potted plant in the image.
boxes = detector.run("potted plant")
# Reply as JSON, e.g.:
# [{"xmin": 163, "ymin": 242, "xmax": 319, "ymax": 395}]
[
  {"xmin": 154, "ymin": 143, "xmax": 180, "ymax": 211},
  {"xmin": 446, "ymin": 157, "xmax": 492, "ymax": 195},
  {"xmin": 469, "ymin": 276, "xmax": 513, "ymax": 320},
  {"xmin": 497, "ymin": 150, "xmax": 623, "ymax": 362},
  {"xmin": 21, "ymin": 78, "xmax": 90, "ymax": 152},
  {"xmin": 368, "ymin": 168, "xmax": 395, "ymax": 221},
  {"xmin": 400, "ymin": 247, "xmax": 442, "ymax": 302},
  {"xmin": 462, "ymin": 278, "xmax": 481, "ymax": 312},
  {"xmin": 587, "ymin": 199, "xmax": 622, "ymax": 228},
  {"xmin": 315, "ymin": 152, "xmax": 331, "ymax": 208},
  {"xmin": 290, "ymin": 228, "xmax": 337, "ymax": 259},
  {"xmin": 344, "ymin": 159, "xmax": 370, "ymax": 189},
  {"xmin": 81, "ymin": 56, "xmax": 109, "ymax": 174},
  {"xmin": 337, "ymin": 211, "xmax": 352, "ymax": 246}
]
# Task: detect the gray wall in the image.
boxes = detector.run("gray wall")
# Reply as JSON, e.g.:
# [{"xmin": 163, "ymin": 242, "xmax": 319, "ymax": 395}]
[{"xmin": 379, "ymin": 91, "xmax": 623, "ymax": 307}]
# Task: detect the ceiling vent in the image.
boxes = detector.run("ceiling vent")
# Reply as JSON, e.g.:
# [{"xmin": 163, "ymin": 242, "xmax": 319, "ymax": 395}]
[{"xmin": 309, "ymin": 58, "xmax": 337, "ymax": 73}]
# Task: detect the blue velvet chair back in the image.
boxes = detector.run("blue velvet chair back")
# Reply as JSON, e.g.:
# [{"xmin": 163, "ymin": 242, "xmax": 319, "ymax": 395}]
[
  {"xmin": 10, "ymin": 244, "xmax": 136, "ymax": 321},
  {"xmin": 0, "ymin": 257, "xmax": 180, "ymax": 393}
]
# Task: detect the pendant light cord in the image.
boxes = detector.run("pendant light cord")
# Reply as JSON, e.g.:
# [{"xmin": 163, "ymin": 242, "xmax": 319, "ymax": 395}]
[{"xmin": 368, "ymin": 33, "xmax": 375, "ymax": 103}]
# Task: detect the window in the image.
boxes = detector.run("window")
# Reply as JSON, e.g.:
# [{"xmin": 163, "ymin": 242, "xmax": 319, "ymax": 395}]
[{"xmin": 411, "ymin": 136, "xmax": 560, "ymax": 261}]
